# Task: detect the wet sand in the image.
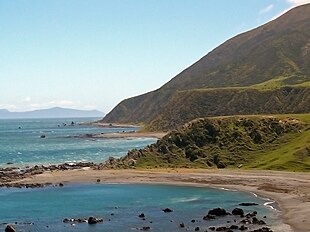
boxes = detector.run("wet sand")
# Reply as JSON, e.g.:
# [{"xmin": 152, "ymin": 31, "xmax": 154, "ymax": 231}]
[{"xmin": 18, "ymin": 168, "xmax": 310, "ymax": 232}]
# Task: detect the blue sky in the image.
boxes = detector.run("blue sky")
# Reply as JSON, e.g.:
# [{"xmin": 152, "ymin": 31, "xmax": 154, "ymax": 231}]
[{"xmin": 0, "ymin": 0, "xmax": 309, "ymax": 113}]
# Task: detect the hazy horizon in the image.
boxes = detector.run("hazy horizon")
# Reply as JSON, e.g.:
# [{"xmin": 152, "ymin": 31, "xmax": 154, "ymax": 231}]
[
  {"xmin": 0, "ymin": 106, "xmax": 103, "ymax": 112},
  {"xmin": 0, "ymin": 0, "xmax": 308, "ymax": 113}
]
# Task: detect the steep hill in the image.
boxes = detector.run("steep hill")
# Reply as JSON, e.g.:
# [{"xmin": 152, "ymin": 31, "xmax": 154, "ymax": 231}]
[
  {"xmin": 108, "ymin": 115, "xmax": 310, "ymax": 172},
  {"xmin": 147, "ymin": 87, "xmax": 310, "ymax": 131},
  {"xmin": 102, "ymin": 4, "xmax": 310, "ymax": 129}
]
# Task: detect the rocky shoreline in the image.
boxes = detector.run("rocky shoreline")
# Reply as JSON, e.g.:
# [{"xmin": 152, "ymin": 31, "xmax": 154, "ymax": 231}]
[
  {"xmin": 1, "ymin": 165, "xmax": 309, "ymax": 231},
  {"xmin": 0, "ymin": 162, "xmax": 102, "ymax": 187},
  {"xmin": 0, "ymin": 155, "xmax": 146, "ymax": 187}
]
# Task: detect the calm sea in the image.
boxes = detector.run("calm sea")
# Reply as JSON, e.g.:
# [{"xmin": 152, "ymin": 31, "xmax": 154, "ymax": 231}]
[
  {"xmin": 0, "ymin": 118, "xmax": 156, "ymax": 167},
  {"xmin": 0, "ymin": 184, "xmax": 278, "ymax": 232}
]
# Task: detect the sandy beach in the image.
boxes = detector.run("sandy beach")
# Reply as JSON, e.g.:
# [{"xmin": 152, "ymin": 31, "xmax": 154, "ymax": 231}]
[
  {"xmin": 17, "ymin": 168, "xmax": 310, "ymax": 232},
  {"xmin": 93, "ymin": 131, "xmax": 167, "ymax": 139}
]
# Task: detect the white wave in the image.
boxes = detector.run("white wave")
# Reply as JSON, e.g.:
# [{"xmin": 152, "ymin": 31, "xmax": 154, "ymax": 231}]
[
  {"xmin": 250, "ymin": 192, "xmax": 258, "ymax": 197},
  {"xmin": 219, "ymin": 187, "xmax": 237, "ymax": 191},
  {"xmin": 264, "ymin": 201, "xmax": 277, "ymax": 210},
  {"xmin": 171, "ymin": 197, "xmax": 200, "ymax": 203}
]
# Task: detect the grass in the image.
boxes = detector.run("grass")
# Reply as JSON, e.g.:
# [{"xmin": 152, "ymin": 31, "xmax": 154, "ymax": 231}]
[
  {"xmin": 245, "ymin": 129, "xmax": 310, "ymax": 171},
  {"xmin": 132, "ymin": 114, "xmax": 310, "ymax": 172}
]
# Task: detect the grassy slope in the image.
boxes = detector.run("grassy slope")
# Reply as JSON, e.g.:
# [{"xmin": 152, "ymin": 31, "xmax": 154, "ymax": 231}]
[
  {"xmin": 246, "ymin": 114, "xmax": 310, "ymax": 171},
  {"xmin": 132, "ymin": 114, "xmax": 310, "ymax": 172}
]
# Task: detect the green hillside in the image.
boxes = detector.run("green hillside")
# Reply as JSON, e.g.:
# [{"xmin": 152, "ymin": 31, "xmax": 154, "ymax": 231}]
[
  {"xmin": 114, "ymin": 115, "xmax": 310, "ymax": 172},
  {"xmin": 147, "ymin": 87, "xmax": 310, "ymax": 131},
  {"xmin": 101, "ymin": 4, "xmax": 310, "ymax": 128}
]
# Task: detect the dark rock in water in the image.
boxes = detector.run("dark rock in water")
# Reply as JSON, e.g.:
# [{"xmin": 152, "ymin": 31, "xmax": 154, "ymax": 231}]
[
  {"xmin": 251, "ymin": 227, "xmax": 273, "ymax": 232},
  {"xmin": 252, "ymin": 217, "xmax": 266, "ymax": 225},
  {"xmin": 63, "ymin": 218, "xmax": 89, "ymax": 223},
  {"xmin": 40, "ymin": 135, "xmax": 46, "ymax": 138},
  {"xmin": 230, "ymin": 225, "xmax": 238, "ymax": 229},
  {"xmin": 215, "ymin": 226, "xmax": 227, "ymax": 231},
  {"xmin": 63, "ymin": 218, "xmax": 71, "ymax": 223},
  {"xmin": 162, "ymin": 208, "xmax": 173, "ymax": 213},
  {"xmin": 209, "ymin": 227, "xmax": 215, "ymax": 231},
  {"xmin": 139, "ymin": 213, "xmax": 145, "ymax": 218},
  {"xmin": 232, "ymin": 208, "xmax": 244, "ymax": 216},
  {"xmin": 194, "ymin": 226, "xmax": 200, "ymax": 231},
  {"xmin": 88, "ymin": 217, "xmax": 103, "ymax": 224},
  {"xmin": 88, "ymin": 217, "xmax": 96, "ymax": 224},
  {"xmin": 5, "ymin": 225, "xmax": 17, "ymax": 232},
  {"xmin": 59, "ymin": 183, "xmax": 64, "ymax": 187},
  {"xmin": 203, "ymin": 214, "xmax": 216, "ymax": 220},
  {"xmin": 207, "ymin": 208, "xmax": 229, "ymax": 217},
  {"xmin": 239, "ymin": 225, "xmax": 247, "ymax": 231},
  {"xmin": 191, "ymin": 219, "xmax": 195, "ymax": 223},
  {"xmin": 240, "ymin": 218, "xmax": 251, "ymax": 224},
  {"xmin": 179, "ymin": 223, "xmax": 185, "ymax": 228},
  {"xmin": 141, "ymin": 226, "xmax": 150, "ymax": 231},
  {"xmin": 239, "ymin": 203, "xmax": 259, "ymax": 206},
  {"xmin": 77, "ymin": 218, "xmax": 88, "ymax": 223},
  {"xmin": 245, "ymin": 211, "xmax": 257, "ymax": 218}
]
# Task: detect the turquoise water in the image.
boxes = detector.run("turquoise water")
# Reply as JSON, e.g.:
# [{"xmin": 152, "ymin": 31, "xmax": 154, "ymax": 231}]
[
  {"xmin": 0, "ymin": 118, "xmax": 279, "ymax": 231},
  {"xmin": 0, "ymin": 118, "xmax": 156, "ymax": 167},
  {"xmin": 0, "ymin": 184, "xmax": 277, "ymax": 232}
]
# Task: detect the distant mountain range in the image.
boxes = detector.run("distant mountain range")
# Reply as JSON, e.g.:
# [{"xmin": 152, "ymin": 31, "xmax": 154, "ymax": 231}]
[
  {"xmin": 0, "ymin": 107, "xmax": 104, "ymax": 119},
  {"xmin": 101, "ymin": 4, "xmax": 310, "ymax": 131}
]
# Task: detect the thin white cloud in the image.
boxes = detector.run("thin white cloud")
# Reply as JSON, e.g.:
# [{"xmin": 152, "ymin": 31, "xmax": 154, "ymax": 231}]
[
  {"xmin": 271, "ymin": 0, "xmax": 310, "ymax": 20},
  {"xmin": 259, "ymin": 4, "xmax": 274, "ymax": 15},
  {"xmin": 287, "ymin": 0, "xmax": 310, "ymax": 6},
  {"xmin": 21, "ymin": 96, "xmax": 31, "ymax": 103}
]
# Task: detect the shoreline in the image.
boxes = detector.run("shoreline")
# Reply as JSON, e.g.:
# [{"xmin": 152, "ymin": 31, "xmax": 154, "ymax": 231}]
[
  {"xmin": 93, "ymin": 131, "xmax": 167, "ymax": 139},
  {"xmin": 14, "ymin": 168, "xmax": 310, "ymax": 232},
  {"xmin": 80, "ymin": 121, "xmax": 141, "ymax": 128}
]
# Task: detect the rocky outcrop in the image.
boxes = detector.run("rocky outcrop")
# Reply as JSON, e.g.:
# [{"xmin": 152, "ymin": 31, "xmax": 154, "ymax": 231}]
[
  {"xmin": 5, "ymin": 225, "xmax": 16, "ymax": 232},
  {"xmin": 232, "ymin": 208, "xmax": 244, "ymax": 217},
  {"xmin": 162, "ymin": 208, "xmax": 173, "ymax": 213}
]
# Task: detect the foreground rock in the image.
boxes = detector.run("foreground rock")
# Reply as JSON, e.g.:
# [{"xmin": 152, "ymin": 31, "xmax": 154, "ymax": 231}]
[
  {"xmin": 232, "ymin": 208, "xmax": 244, "ymax": 217},
  {"xmin": 203, "ymin": 208, "xmax": 229, "ymax": 220},
  {"xmin": 162, "ymin": 208, "xmax": 173, "ymax": 213},
  {"xmin": 88, "ymin": 216, "xmax": 103, "ymax": 224},
  {"xmin": 5, "ymin": 225, "xmax": 16, "ymax": 232},
  {"xmin": 239, "ymin": 203, "xmax": 259, "ymax": 206}
]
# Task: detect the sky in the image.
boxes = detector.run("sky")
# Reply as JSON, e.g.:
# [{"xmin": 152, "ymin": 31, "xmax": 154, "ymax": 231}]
[{"xmin": 0, "ymin": 0, "xmax": 309, "ymax": 113}]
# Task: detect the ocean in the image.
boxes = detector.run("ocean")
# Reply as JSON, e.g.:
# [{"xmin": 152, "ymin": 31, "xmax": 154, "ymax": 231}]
[
  {"xmin": 0, "ymin": 118, "xmax": 156, "ymax": 167},
  {"xmin": 0, "ymin": 118, "xmax": 279, "ymax": 231},
  {"xmin": 0, "ymin": 184, "xmax": 278, "ymax": 232}
]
